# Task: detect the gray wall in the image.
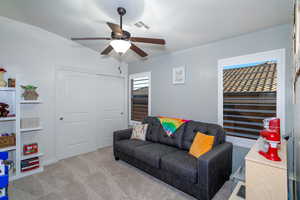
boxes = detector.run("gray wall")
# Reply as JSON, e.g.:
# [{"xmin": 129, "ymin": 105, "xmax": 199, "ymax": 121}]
[
  {"xmin": 128, "ymin": 24, "xmax": 293, "ymax": 172},
  {"xmin": 129, "ymin": 24, "xmax": 292, "ymax": 126},
  {"xmin": 232, "ymin": 146, "xmax": 250, "ymax": 173}
]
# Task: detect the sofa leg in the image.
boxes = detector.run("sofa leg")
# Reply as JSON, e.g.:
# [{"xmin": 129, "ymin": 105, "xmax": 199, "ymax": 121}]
[{"xmin": 115, "ymin": 157, "xmax": 119, "ymax": 161}]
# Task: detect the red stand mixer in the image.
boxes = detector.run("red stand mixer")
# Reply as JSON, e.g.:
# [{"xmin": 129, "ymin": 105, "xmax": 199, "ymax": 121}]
[{"xmin": 258, "ymin": 118, "xmax": 281, "ymax": 161}]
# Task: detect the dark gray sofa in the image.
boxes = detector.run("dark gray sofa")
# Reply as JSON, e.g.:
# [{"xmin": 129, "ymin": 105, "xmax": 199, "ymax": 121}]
[{"xmin": 113, "ymin": 117, "xmax": 232, "ymax": 200}]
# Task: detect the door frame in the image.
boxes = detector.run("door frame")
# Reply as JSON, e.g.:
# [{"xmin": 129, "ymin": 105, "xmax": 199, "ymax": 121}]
[
  {"xmin": 217, "ymin": 49, "xmax": 286, "ymax": 148},
  {"xmin": 52, "ymin": 66, "xmax": 128, "ymax": 163}
]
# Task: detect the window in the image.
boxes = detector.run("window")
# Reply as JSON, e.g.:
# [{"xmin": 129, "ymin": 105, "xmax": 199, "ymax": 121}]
[
  {"xmin": 218, "ymin": 49, "xmax": 286, "ymax": 147},
  {"xmin": 129, "ymin": 72, "xmax": 151, "ymax": 124},
  {"xmin": 222, "ymin": 62, "xmax": 277, "ymax": 139}
]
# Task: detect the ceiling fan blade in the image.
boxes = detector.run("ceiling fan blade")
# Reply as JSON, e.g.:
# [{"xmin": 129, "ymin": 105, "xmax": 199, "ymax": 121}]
[
  {"xmin": 101, "ymin": 45, "xmax": 113, "ymax": 55},
  {"xmin": 106, "ymin": 22, "xmax": 123, "ymax": 34},
  {"xmin": 130, "ymin": 43, "xmax": 148, "ymax": 57},
  {"xmin": 130, "ymin": 37, "xmax": 166, "ymax": 45},
  {"xmin": 71, "ymin": 37, "xmax": 111, "ymax": 41}
]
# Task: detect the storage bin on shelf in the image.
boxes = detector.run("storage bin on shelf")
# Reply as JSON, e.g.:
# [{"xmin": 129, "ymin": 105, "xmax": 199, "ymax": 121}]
[
  {"xmin": 0, "ymin": 134, "xmax": 16, "ymax": 149},
  {"xmin": 20, "ymin": 118, "xmax": 40, "ymax": 129}
]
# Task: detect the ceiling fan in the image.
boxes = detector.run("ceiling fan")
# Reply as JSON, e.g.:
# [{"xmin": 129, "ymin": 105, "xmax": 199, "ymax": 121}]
[{"xmin": 71, "ymin": 7, "xmax": 166, "ymax": 57}]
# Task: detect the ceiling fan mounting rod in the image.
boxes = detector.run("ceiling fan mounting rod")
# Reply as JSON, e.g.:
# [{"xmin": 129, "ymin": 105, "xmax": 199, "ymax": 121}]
[
  {"xmin": 117, "ymin": 7, "xmax": 126, "ymax": 29},
  {"xmin": 120, "ymin": 14, "xmax": 122, "ymax": 29}
]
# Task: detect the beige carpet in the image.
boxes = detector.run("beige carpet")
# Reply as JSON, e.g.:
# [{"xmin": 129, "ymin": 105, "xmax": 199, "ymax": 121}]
[{"xmin": 10, "ymin": 147, "xmax": 236, "ymax": 200}]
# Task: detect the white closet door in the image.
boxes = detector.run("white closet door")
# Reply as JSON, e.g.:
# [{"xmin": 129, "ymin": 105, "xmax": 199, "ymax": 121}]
[
  {"xmin": 56, "ymin": 70, "xmax": 125, "ymax": 160},
  {"xmin": 100, "ymin": 76, "xmax": 126, "ymax": 147}
]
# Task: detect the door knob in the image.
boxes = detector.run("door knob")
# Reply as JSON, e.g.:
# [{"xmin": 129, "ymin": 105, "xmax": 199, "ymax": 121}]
[
  {"xmin": 120, "ymin": 112, "xmax": 124, "ymax": 115},
  {"xmin": 59, "ymin": 117, "xmax": 64, "ymax": 120}
]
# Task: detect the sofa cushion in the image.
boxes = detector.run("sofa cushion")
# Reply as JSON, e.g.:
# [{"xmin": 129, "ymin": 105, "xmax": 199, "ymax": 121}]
[
  {"xmin": 143, "ymin": 117, "xmax": 161, "ymax": 142},
  {"xmin": 157, "ymin": 121, "xmax": 186, "ymax": 148},
  {"xmin": 161, "ymin": 151, "xmax": 198, "ymax": 184},
  {"xmin": 143, "ymin": 116, "xmax": 186, "ymax": 148},
  {"xmin": 134, "ymin": 143, "xmax": 179, "ymax": 168},
  {"xmin": 115, "ymin": 139, "xmax": 151, "ymax": 156},
  {"xmin": 182, "ymin": 121, "xmax": 225, "ymax": 150}
]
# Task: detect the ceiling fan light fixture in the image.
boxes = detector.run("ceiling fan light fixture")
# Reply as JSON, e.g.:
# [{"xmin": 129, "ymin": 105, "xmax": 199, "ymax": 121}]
[{"xmin": 110, "ymin": 39, "xmax": 131, "ymax": 54}]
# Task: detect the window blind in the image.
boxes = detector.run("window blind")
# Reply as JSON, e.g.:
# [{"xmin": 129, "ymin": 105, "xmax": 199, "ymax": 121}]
[
  {"xmin": 223, "ymin": 62, "xmax": 277, "ymax": 139},
  {"xmin": 131, "ymin": 76, "xmax": 149, "ymax": 122}
]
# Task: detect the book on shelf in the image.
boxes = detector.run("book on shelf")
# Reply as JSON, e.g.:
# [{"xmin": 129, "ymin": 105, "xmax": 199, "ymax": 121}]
[
  {"xmin": 23, "ymin": 143, "xmax": 38, "ymax": 155},
  {"xmin": 21, "ymin": 157, "xmax": 40, "ymax": 169}
]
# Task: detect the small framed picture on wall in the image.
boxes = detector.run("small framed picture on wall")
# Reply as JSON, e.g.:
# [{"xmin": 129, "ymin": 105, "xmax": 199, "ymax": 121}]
[{"xmin": 173, "ymin": 66, "xmax": 185, "ymax": 84}]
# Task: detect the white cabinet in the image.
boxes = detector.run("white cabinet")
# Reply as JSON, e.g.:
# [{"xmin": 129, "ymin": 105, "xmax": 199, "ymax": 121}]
[{"xmin": 245, "ymin": 138, "xmax": 287, "ymax": 200}]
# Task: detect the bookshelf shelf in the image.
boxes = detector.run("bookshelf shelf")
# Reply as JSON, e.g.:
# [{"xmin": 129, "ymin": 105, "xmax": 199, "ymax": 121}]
[
  {"xmin": 20, "ymin": 100, "xmax": 42, "ymax": 104},
  {"xmin": 19, "ymin": 167, "xmax": 43, "ymax": 178},
  {"xmin": 20, "ymin": 127, "xmax": 43, "ymax": 133},
  {"xmin": 21, "ymin": 152, "xmax": 44, "ymax": 160},
  {"xmin": 0, "ymin": 146, "xmax": 16, "ymax": 152},
  {"xmin": 0, "ymin": 117, "xmax": 16, "ymax": 122},
  {"xmin": 0, "ymin": 87, "xmax": 16, "ymax": 91}
]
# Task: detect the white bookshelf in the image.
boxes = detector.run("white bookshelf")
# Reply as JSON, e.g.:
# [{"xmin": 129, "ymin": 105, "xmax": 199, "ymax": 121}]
[
  {"xmin": 0, "ymin": 79, "xmax": 44, "ymax": 180},
  {"xmin": 0, "ymin": 85, "xmax": 19, "ymax": 180},
  {"xmin": 19, "ymin": 82, "xmax": 44, "ymax": 178}
]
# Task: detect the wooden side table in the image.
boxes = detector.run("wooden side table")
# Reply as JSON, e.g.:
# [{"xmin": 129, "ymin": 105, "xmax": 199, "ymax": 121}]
[{"xmin": 245, "ymin": 138, "xmax": 287, "ymax": 200}]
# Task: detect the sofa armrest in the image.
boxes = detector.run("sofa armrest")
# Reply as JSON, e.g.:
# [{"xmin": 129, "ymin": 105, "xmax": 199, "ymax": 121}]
[
  {"xmin": 197, "ymin": 142, "xmax": 232, "ymax": 198},
  {"xmin": 113, "ymin": 128, "xmax": 133, "ymax": 143},
  {"xmin": 113, "ymin": 128, "xmax": 133, "ymax": 159}
]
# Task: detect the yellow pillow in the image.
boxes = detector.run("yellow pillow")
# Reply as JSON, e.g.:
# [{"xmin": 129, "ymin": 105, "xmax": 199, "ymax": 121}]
[{"xmin": 189, "ymin": 132, "xmax": 215, "ymax": 158}]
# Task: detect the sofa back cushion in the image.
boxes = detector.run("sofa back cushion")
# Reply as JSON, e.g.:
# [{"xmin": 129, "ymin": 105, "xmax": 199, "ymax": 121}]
[
  {"xmin": 157, "ymin": 122, "xmax": 186, "ymax": 148},
  {"xmin": 182, "ymin": 121, "xmax": 225, "ymax": 151},
  {"xmin": 143, "ymin": 117, "xmax": 226, "ymax": 150},
  {"xmin": 142, "ymin": 116, "xmax": 160, "ymax": 142},
  {"xmin": 143, "ymin": 116, "xmax": 186, "ymax": 148}
]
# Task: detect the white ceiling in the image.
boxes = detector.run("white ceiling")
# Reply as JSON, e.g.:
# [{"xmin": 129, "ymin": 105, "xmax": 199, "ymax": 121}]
[{"xmin": 0, "ymin": 0, "xmax": 292, "ymax": 62}]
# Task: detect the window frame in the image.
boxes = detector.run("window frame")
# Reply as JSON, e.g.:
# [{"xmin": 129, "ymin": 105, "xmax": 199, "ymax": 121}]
[{"xmin": 129, "ymin": 72, "xmax": 151, "ymax": 125}]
